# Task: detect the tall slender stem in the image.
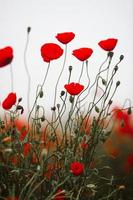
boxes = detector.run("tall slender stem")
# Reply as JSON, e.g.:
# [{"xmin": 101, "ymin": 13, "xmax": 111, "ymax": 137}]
[{"xmin": 24, "ymin": 29, "xmax": 31, "ymax": 114}]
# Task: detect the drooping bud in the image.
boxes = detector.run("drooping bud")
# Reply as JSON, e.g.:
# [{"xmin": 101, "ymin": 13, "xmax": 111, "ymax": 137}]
[
  {"xmin": 102, "ymin": 78, "xmax": 107, "ymax": 86},
  {"xmin": 27, "ymin": 27, "xmax": 31, "ymax": 34},
  {"xmin": 116, "ymin": 81, "xmax": 120, "ymax": 87},
  {"xmin": 69, "ymin": 65, "xmax": 73, "ymax": 71},
  {"xmin": 114, "ymin": 65, "xmax": 118, "ymax": 72},
  {"xmin": 108, "ymin": 99, "xmax": 113, "ymax": 105},
  {"xmin": 39, "ymin": 90, "xmax": 43, "ymax": 98},
  {"xmin": 60, "ymin": 90, "xmax": 65, "ymax": 96},
  {"xmin": 95, "ymin": 106, "xmax": 100, "ymax": 113},
  {"xmin": 119, "ymin": 55, "xmax": 124, "ymax": 61}
]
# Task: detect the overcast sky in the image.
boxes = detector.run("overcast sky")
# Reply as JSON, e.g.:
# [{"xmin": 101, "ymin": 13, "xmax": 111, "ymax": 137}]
[{"xmin": 0, "ymin": 0, "xmax": 132, "ymax": 116}]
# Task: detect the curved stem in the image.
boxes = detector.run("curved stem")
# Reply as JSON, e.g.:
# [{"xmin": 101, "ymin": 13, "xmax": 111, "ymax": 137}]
[
  {"xmin": 24, "ymin": 31, "xmax": 31, "ymax": 114},
  {"xmin": 78, "ymin": 61, "xmax": 84, "ymax": 83},
  {"xmin": 28, "ymin": 62, "xmax": 50, "ymax": 130},
  {"xmin": 53, "ymin": 44, "xmax": 67, "ymax": 108}
]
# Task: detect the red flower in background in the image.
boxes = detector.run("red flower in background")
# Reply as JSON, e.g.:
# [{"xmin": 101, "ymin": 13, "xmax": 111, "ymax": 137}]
[
  {"xmin": 41, "ymin": 43, "xmax": 63, "ymax": 62},
  {"xmin": 53, "ymin": 189, "xmax": 66, "ymax": 200},
  {"xmin": 6, "ymin": 197, "xmax": 19, "ymax": 200},
  {"xmin": 98, "ymin": 38, "xmax": 118, "ymax": 51},
  {"xmin": 2, "ymin": 92, "xmax": 16, "ymax": 110},
  {"xmin": 113, "ymin": 108, "xmax": 133, "ymax": 137},
  {"xmin": 23, "ymin": 142, "xmax": 32, "ymax": 157},
  {"xmin": 72, "ymin": 47, "xmax": 93, "ymax": 61},
  {"xmin": 70, "ymin": 161, "xmax": 84, "ymax": 176},
  {"xmin": 124, "ymin": 154, "xmax": 133, "ymax": 173},
  {"xmin": 64, "ymin": 82, "xmax": 84, "ymax": 95},
  {"xmin": 0, "ymin": 46, "xmax": 13, "ymax": 68},
  {"xmin": 56, "ymin": 32, "xmax": 75, "ymax": 44}
]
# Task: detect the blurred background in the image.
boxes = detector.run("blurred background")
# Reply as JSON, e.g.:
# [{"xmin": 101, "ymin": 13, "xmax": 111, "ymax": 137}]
[{"xmin": 0, "ymin": 0, "xmax": 132, "ymax": 117}]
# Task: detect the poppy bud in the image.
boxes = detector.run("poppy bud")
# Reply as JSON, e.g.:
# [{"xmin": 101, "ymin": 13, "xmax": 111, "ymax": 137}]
[
  {"xmin": 51, "ymin": 106, "xmax": 56, "ymax": 111},
  {"xmin": 116, "ymin": 81, "xmax": 120, "ymax": 87},
  {"xmin": 95, "ymin": 106, "xmax": 100, "ymax": 113},
  {"xmin": 102, "ymin": 78, "xmax": 107, "ymax": 85},
  {"xmin": 41, "ymin": 116, "xmax": 45, "ymax": 122},
  {"xmin": 108, "ymin": 99, "xmax": 113, "ymax": 105},
  {"xmin": 114, "ymin": 65, "xmax": 118, "ymax": 72},
  {"xmin": 69, "ymin": 65, "xmax": 73, "ymax": 71},
  {"xmin": 119, "ymin": 55, "xmax": 124, "ymax": 61},
  {"xmin": 60, "ymin": 90, "xmax": 65, "ymax": 96},
  {"xmin": 18, "ymin": 97, "xmax": 22, "ymax": 103},
  {"xmin": 39, "ymin": 90, "xmax": 43, "ymax": 98},
  {"xmin": 27, "ymin": 27, "xmax": 31, "ymax": 34}
]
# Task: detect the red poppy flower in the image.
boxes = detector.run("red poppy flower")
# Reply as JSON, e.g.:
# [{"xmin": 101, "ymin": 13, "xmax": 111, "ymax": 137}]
[
  {"xmin": 23, "ymin": 142, "xmax": 32, "ymax": 157},
  {"xmin": 0, "ymin": 46, "xmax": 13, "ymax": 68},
  {"xmin": 6, "ymin": 197, "xmax": 19, "ymax": 200},
  {"xmin": 53, "ymin": 189, "xmax": 66, "ymax": 200},
  {"xmin": 98, "ymin": 38, "xmax": 118, "ymax": 51},
  {"xmin": 80, "ymin": 141, "xmax": 89, "ymax": 150},
  {"xmin": 70, "ymin": 161, "xmax": 84, "ymax": 176},
  {"xmin": 124, "ymin": 154, "xmax": 133, "ymax": 173},
  {"xmin": 72, "ymin": 47, "xmax": 93, "ymax": 61},
  {"xmin": 41, "ymin": 43, "xmax": 63, "ymax": 62},
  {"xmin": 56, "ymin": 32, "xmax": 75, "ymax": 44},
  {"xmin": 64, "ymin": 82, "xmax": 84, "ymax": 95},
  {"xmin": 2, "ymin": 92, "xmax": 17, "ymax": 110},
  {"xmin": 113, "ymin": 108, "xmax": 133, "ymax": 137}
]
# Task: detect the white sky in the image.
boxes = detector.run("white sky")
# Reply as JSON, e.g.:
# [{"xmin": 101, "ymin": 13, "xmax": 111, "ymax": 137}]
[{"xmin": 0, "ymin": 0, "xmax": 133, "ymax": 116}]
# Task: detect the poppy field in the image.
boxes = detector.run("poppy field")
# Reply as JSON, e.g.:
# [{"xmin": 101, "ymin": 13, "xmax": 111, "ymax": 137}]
[{"xmin": 0, "ymin": 30, "xmax": 133, "ymax": 200}]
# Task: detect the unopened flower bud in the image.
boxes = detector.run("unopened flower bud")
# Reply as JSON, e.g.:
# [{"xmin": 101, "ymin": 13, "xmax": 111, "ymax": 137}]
[
  {"xmin": 114, "ymin": 65, "xmax": 118, "ymax": 72},
  {"xmin": 27, "ymin": 27, "xmax": 31, "ymax": 34},
  {"xmin": 116, "ymin": 81, "xmax": 120, "ymax": 87},
  {"xmin": 41, "ymin": 116, "xmax": 45, "ymax": 122},
  {"xmin": 102, "ymin": 79, "xmax": 107, "ymax": 85},
  {"xmin": 51, "ymin": 106, "xmax": 56, "ymax": 111},
  {"xmin": 119, "ymin": 55, "xmax": 124, "ymax": 61},
  {"xmin": 108, "ymin": 99, "xmax": 113, "ymax": 105},
  {"xmin": 39, "ymin": 90, "xmax": 43, "ymax": 98},
  {"xmin": 57, "ymin": 104, "xmax": 60, "ymax": 109},
  {"xmin": 69, "ymin": 66, "xmax": 72, "ymax": 71},
  {"xmin": 18, "ymin": 97, "xmax": 22, "ymax": 103},
  {"xmin": 95, "ymin": 106, "xmax": 100, "ymax": 113},
  {"xmin": 61, "ymin": 90, "xmax": 65, "ymax": 96}
]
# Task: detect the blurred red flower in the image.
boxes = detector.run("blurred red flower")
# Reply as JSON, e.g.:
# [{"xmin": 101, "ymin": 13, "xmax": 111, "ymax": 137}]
[
  {"xmin": 23, "ymin": 142, "xmax": 32, "ymax": 157},
  {"xmin": 98, "ymin": 38, "xmax": 118, "ymax": 51},
  {"xmin": 72, "ymin": 47, "xmax": 93, "ymax": 61},
  {"xmin": 70, "ymin": 161, "xmax": 84, "ymax": 176},
  {"xmin": 53, "ymin": 189, "xmax": 66, "ymax": 200},
  {"xmin": 56, "ymin": 32, "xmax": 75, "ymax": 44},
  {"xmin": 41, "ymin": 43, "xmax": 63, "ymax": 62},
  {"xmin": 80, "ymin": 141, "xmax": 89, "ymax": 150},
  {"xmin": 2, "ymin": 92, "xmax": 16, "ymax": 110},
  {"xmin": 0, "ymin": 46, "xmax": 13, "ymax": 68},
  {"xmin": 6, "ymin": 197, "xmax": 19, "ymax": 200},
  {"xmin": 113, "ymin": 108, "xmax": 133, "ymax": 137},
  {"xmin": 124, "ymin": 154, "xmax": 133, "ymax": 173},
  {"xmin": 64, "ymin": 82, "xmax": 84, "ymax": 95}
]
